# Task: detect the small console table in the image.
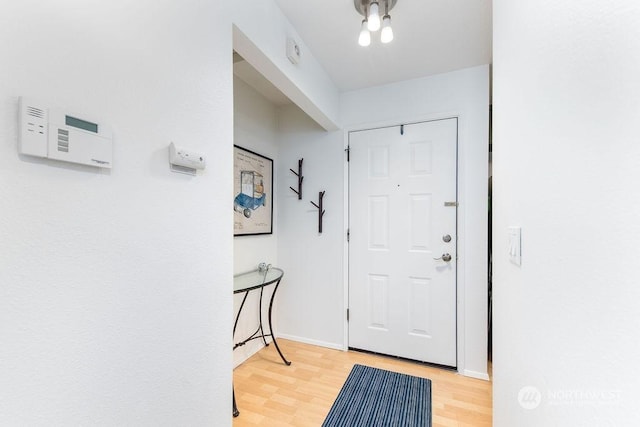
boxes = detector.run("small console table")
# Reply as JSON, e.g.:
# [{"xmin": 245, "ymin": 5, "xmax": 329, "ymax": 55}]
[{"xmin": 233, "ymin": 267, "xmax": 291, "ymax": 417}]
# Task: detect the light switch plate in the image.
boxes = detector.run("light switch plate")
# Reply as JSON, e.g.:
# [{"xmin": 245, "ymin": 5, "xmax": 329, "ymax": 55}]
[{"xmin": 508, "ymin": 226, "xmax": 522, "ymax": 266}]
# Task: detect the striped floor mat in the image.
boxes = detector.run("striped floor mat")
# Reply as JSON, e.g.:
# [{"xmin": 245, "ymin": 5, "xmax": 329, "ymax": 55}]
[{"xmin": 322, "ymin": 364, "xmax": 432, "ymax": 427}]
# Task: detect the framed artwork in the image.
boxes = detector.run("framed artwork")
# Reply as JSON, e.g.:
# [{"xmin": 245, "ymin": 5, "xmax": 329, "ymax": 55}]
[{"xmin": 233, "ymin": 145, "xmax": 273, "ymax": 236}]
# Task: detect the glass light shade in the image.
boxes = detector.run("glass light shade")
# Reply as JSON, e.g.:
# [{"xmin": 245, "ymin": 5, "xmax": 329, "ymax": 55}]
[
  {"xmin": 358, "ymin": 20, "xmax": 371, "ymax": 46},
  {"xmin": 367, "ymin": 2, "xmax": 381, "ymax": 31},
  {"xmin": 381, "ymin": 15, "xmax": 393, "ymax": 43}
]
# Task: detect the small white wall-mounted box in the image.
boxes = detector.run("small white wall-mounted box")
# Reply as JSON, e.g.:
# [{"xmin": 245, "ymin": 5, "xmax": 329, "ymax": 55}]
[
  {"xmin": 18, "ymin": 97, "xmax": 113, "ymax": 168},
  {"xmin": 286, "ymin": 37, "xmax": 301, "ymax": 64},
  {"xmin": 169, "ymin": 142, "xmax": 206, "ymax": 176}
]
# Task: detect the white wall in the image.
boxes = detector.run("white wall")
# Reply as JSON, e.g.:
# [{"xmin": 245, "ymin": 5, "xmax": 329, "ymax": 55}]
[
  {"xmin": 493, "ymin": 1, "xmax": 640, "ymax": 425},
  {"xmin": 341, "ymin": 65, "xmax": 490, "ymax": 378},
  {"xmin": 275, "ymin": 105, "xmax": 345, "ymax": 349},
  {"xmin": 0, "ymin": 1, "xmax": 233, "ymax": 425},
  {"xmin": 233, "ymin": 76, "xmax": 280, "ymax": 366}
]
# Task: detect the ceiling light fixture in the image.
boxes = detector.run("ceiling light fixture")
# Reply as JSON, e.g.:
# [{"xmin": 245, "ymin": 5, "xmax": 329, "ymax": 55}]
[
  {"xmin": 380, "ymin": 14, "xmax": 393, "ymax": 43},
  {"xmin": 354, "ymin": 0, "xmax": 397, "ymax": 46},
  {"xmin": 367, "ymin": 2, "xmax": 381, "ymax": 31},
  {"xmin": 358, "ymin": 19, "xmax": 371, "ymax": 47}
]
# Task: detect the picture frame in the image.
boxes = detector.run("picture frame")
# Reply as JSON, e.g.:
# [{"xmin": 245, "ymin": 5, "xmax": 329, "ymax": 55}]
[{"xmin": 233, "ymin": 145, "xmax": 274, "ymax": 236}]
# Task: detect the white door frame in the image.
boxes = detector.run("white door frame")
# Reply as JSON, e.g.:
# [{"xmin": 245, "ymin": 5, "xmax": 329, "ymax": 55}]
[{"xmin": 343, "ymin": 111, "xmax": 474, "ymax": 376}]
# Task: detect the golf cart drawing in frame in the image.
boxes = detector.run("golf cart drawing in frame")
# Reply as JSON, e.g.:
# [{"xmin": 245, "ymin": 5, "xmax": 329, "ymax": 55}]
[
  {"xmin": 233, "ymin": 145, "xmax": 273, "ymax": 236},
  {"xmin": 234, "ymin": 170, "xmax": 266, "ymax": 218}
]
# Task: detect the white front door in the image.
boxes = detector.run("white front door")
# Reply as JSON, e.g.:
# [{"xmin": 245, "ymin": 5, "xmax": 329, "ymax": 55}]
[{"xmin": 348, "ymin": 118, "xmax": 458, "ymax": 366}]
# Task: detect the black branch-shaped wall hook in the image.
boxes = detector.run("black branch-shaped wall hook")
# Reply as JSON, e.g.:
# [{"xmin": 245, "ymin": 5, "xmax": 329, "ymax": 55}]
[
  {"xmin": 310, "ymin": 191, "xmax": 326, "ymax": 234},
  {"xmin": 289, "ymin": 158, "xmax": 304, "ymax": 200}
]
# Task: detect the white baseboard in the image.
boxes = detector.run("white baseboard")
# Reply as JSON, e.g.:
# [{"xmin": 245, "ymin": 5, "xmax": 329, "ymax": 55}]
[
  {"xmin": 462, "ymin": 369, "xmax": 490, "ymax": 381},
  {"xmin": 277, "ymin": 333, "xmax": 344, "ymax": 351},
  {"xmin": 233, "ymin": 338, "xmax": 269, "ymax": 369}
]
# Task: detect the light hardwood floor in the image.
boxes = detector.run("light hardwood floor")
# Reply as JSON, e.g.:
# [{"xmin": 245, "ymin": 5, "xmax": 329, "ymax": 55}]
[{"xmin": 233, "ymin": 339, "xmax": 492, "ymax": 427}]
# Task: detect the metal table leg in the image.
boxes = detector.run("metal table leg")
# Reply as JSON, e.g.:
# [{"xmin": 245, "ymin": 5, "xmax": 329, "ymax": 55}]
[
  {"xmin": 267, "ymin": 278, "xmax": 291, "ymax": 365},
  {"xmin": 233, "ymin": 388, "xmax": 239, "ymax": 417},
  {"xmin": 232, "ymin": 292, "xmax": 249, "ymax": 418}
]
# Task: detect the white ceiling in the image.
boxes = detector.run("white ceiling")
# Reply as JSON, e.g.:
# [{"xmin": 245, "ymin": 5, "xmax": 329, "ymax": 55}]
[
  {"xmin": 274, "ymin": 0, "xmax": 493, "ymax": 91},
  {"xmin": 233, "ymin": 0, "xmax": 492, "ymax": 107}
]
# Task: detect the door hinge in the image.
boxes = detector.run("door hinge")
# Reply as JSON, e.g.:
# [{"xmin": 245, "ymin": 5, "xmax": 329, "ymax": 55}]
[
  {"xmin": 345, "ymin": 146, "xmax": 350, "ymax": 162},
  {"xmin": 346, "ymin": 308, "xmax": 350, "ymax": 322},
  {"xmin": 347, "ymin": 228, "xmax": 350, "ymax": 242}
]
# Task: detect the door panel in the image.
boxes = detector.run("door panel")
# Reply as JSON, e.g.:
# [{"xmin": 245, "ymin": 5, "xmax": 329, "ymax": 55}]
[
  {"xmin": 348, "ymin": 118, "xmax": 457, "ymax": 366},
  {"xmin": 368, "ymin": 274, "xmax": 389, "ymax": 329}
]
